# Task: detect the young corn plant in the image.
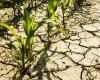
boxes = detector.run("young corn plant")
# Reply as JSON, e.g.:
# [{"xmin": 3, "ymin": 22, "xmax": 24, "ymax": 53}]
[
  {"xmin": 60, "ymin": 0, "xmax": 70, "ymax": 28},
  {"xmin": 47, "ymin": 0, "xmax": 65, "ymax": 39},
  {"xmin": 37, "ymin": 0, "xmax": 65, "ymax": 61},
  {"xmin": 60, "ymin": 0, "xmax": 85, "ymax": 28},
  {"xmin": 0, "ymin": 8, "xmax": 45, "ymax": 80}
]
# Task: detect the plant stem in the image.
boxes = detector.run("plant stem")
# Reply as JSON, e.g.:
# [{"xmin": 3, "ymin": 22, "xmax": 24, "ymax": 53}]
[{"xmin": 62, "ymin": 12, "xmax": 65, "ymax": 29}]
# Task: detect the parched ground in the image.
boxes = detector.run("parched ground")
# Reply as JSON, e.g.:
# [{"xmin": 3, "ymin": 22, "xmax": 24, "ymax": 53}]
[{"xmin": 0, "ymin": 0, "xmax": 100, "ymax": 80}]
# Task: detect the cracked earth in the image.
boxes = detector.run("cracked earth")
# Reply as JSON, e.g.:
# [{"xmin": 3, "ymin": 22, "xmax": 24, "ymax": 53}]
[{"xmin": 0, "ymin": 0, "xmax": 100, "ymax": 80}]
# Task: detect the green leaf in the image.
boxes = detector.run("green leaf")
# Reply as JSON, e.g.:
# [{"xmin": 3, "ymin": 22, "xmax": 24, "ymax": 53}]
[
  {"xmin": 30, "ymin": 18, "xmax": 46, "ymax": 37},
  {"xmin": 23, "ymin": 8, "xmax": 31, "ymax": 36},
  {"xmin": 47, "ymin": 0, "xmax": 59, "ymax": 20},
  {"xmin": 0, "ymin": 22, "xmax": 18, "ymax": 38},
  {"xmin": 30, "ymin": 13, "xmax": 36, "ymax": 28}
]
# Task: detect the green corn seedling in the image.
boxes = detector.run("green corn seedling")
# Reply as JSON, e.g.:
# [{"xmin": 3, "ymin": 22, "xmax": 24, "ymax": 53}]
[
  {"xmin": 60, "ymin": 0, "xmax": 84, "ymax": 28},
  {"xmin": 60, "ymin": 0, "xmax": 70, "ymax": 28},
  {"xmin": 47, "ymin": 0, "xmax": 64, "ymax": 38},
  {"xmin": 0, "ymin": 8, "xmax": 46, "ymax": 79},
  {"xmin": 47, "ymin": 0, "xmax": 62, "ymax": 38}
]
